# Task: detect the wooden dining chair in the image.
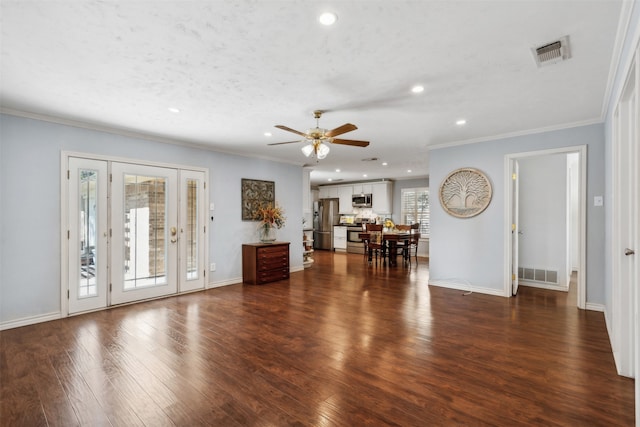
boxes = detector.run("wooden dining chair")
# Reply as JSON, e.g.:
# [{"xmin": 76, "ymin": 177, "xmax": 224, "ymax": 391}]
[
  {"xmin": 395, "ymin": 224, "xmax": 412, "ymax": 263},
  {"xmin": 408, "ymin": 223, "xmax": 420, "ymax": 261},
  {"xmin": 366, "ymin": 223, "xmax": 385, "ymax": 264}
]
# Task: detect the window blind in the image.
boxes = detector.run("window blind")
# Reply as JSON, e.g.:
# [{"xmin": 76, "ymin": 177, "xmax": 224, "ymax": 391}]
[{"xmin": 400, "ymin": 187, "xmax": 430, "ymax": 237}]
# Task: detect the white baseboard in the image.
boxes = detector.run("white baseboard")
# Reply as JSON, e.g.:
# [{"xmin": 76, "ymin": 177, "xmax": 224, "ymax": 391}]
[
  {"xmin": 585, "ymin": 302, "xmax": 605, "ymax": 312},
  {"xmin": 428, "ymin": 279, "xmax": 505, "ymax": 297},
  {"xmin": 0, "ymin": 311, "xmax": 61, "ymax": 331},
  {"xmin": 519, "ymin": 280, "xmax": 569, "ymax": 292},
  {"xmin": 207, "ymin": 277, "xmax": 242, "ymax": 289}
]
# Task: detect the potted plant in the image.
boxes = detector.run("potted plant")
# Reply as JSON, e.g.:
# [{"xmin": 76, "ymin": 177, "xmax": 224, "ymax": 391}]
[{"xmin": 254, "ymin": 203, "xmax": 286, "ymax": 243}]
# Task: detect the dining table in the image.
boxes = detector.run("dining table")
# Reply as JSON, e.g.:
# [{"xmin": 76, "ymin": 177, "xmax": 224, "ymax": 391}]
[{"xmin": 359, "ymin": 231, "xmax": 411, "ymax": 266}]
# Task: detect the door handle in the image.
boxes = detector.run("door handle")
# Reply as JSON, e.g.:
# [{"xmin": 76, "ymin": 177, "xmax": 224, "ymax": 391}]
[
  {"xmin": 625, "ymin": 248, "xmax": 635, "ymax": 256},
  {"xmin": 170, "ymin": 227, "xmax": 177, "ymax": 236}
]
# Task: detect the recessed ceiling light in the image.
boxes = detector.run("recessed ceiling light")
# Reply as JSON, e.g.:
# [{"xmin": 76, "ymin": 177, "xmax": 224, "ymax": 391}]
[
  {"xmin": 382, "ymin": 162, "xmax": 388, "ymax": 166},
  {"xmin": 407, "ymin": 169, "xmax": 412, "ymax": 173},
  {"xmin": 411, "ymin": 85, "xmax": 424, "ymax": 93},
  {"xmin": 335, "ymin": 169, "xmax": 341, "ymax": 172},
  {"xmin": 456, "ymin": 119, "xmax": 467, "ymax": 125},
  {"xmin": 264, "ymin": 132, "xmax": 272, "ymax": 137},
  {"xmin": 319, "ymin": 12, "xmax": 337, "ymax": 26},
  {"xmin": 363, "ymin": 174, "xmax": 368, "ymax": 178},
  {"xmin": 168, "ymin": 107, "xmax": 181, "ymax": 113}
]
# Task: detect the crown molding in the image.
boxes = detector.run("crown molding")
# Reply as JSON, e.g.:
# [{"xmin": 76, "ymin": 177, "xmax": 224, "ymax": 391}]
[{"xmin": 427, "ymin": 117, "xmax": 602, "ymax": 151}]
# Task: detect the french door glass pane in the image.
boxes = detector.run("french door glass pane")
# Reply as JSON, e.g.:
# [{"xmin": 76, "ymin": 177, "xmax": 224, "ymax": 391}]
[
  {"xmin": 78, "ymin": 169, "xmax": 98, "ymax": 298},
  {"xmin": 123, "ymin": 174, "xmax": 167, "ymax": 289},
  {"xmin": 186, "ymin": 178, "xmax": 199, "ymax": 280}
]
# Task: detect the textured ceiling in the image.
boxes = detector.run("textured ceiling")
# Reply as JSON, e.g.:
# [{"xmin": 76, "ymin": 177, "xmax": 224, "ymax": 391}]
[{"xmin": 0, "ymin": 1, "xmax": 624, "ymax": 185}]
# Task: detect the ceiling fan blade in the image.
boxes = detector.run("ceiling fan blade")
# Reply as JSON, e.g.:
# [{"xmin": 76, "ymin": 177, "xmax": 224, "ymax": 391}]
[
  {"xmin": 268, "ymin": 140, "xmax": 303, "ymax": 146},
  {"xmin": 325, "ymin": 123, "xmax": 357, "ymax": 137},
  {"xmin": 275, "ymin": 125, "xmax": 308, "ymax": 137},
  {"xmin": 332, "ymin": 138, "xmax": 370, "ymax": 147}
]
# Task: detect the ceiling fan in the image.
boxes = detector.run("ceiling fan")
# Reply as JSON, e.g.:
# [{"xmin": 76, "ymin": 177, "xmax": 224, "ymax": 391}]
[{"xmin": 269, "ymin": 110, "xmax": 370, "ymax": 160}]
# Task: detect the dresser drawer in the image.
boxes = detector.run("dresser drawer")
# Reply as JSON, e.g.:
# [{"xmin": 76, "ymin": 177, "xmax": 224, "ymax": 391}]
[
  {"xmin": 257, "ymin": 245, "xmax": 289, "ymax": 256},
  {"xmin": 257, "ymin": 248, "xmax": 288, "ymax": 260},
  {"xmin": 257, "ymin": 255, "xmax": 288, "ymax": 271},
  {"xmin": 258, "ymin": 268, "xmax": 289, "ymax": 283}
]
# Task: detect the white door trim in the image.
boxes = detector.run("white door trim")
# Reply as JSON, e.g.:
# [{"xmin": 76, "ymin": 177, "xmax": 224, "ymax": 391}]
[{"xmin": 503, "ymin": 145, "xmax": 587, "ymax": 309}]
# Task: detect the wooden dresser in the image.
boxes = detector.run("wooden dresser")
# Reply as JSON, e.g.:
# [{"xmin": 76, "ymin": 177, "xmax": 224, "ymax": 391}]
[{"xmin": 242, "ymin": 242, "xmax": 290, "ymax": 285}]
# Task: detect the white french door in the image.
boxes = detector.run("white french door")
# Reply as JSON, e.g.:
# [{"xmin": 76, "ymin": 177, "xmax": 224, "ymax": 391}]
[
  {"xmin": 111, "ymin": 163, "xmax": 179, "ymax": 305},
  {"xmin": 68, "ymin": 157, "xmax": 109, "ymax": 313},
  {"xmin": 66, "ymin": 155, "xmax": 207, "ymax": 313},
  {"xmin": 179, "ymin": 170, "xmax": 207, "ymax": 293}
]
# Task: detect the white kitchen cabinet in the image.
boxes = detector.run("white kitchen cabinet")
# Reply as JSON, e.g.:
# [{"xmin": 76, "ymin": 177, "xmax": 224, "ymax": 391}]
[
  {"xmin": 319, "ymin": 186, "xmax": 339, "ymax": 199},
  {"xmin": 353, "ymin": 183, "xmax": 373, "ymax": 194},
  {"xmin": 320, "ymin": 181, "xmax": 392, "ymax": 214},
  {"xmin": 338, "ymin": 186, "xmax": 353, "ymax": 214},
  {"xmin": 333, "ymin": 226, "xmax": 347, "ymax": 251},
  {"xmin": 372, "ymin": 181, "xmax": 393, "ymax": 214}
]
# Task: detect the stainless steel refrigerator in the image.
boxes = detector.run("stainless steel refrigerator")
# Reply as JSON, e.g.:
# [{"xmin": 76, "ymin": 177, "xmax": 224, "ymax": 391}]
[{"xmin": 313, "ymin": 198, "xmax": 339, "ymax": 250}]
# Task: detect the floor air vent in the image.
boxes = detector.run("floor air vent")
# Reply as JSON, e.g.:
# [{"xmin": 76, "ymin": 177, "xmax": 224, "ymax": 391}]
[
  {"xmin": 532, "ymin": 36, "xmax": 571, "ymax": 67},
  {"xmin": 519, "ymin": 267, "xmax": 558, "ymax": 284}
]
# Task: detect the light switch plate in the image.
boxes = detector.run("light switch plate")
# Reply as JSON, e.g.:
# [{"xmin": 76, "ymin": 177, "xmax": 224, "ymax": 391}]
[{"xmin": 210, "ymin": 203, "xmax": 215, "ymax": 211}]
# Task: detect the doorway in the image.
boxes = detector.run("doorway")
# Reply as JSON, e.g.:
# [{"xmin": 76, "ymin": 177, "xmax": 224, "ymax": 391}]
[
  {"xmin": 63, "ymin": 154, "xmax": 208, "ymax": 315},
  {"xmin": 505, "ymin": 146, "xmax": 586, "ymax": 309}
]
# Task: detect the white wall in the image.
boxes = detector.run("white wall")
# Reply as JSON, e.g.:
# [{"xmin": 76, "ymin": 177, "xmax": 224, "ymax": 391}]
[
  {"xmin": 429, "ymin": 123, "xmax": 605, "ymax": 301},
  {"xmin": 0, "ymin": 114, "xmax": 303, "ymax": 325},
  {"xmin": 518, "ymin": 154, "xmax": 568, "ymax": 289}
]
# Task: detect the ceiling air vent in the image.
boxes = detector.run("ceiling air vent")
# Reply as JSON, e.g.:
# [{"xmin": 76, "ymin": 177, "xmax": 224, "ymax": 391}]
[{"xmin": 532, "ymin": 35, "xmax": 571, "ymax": 67}]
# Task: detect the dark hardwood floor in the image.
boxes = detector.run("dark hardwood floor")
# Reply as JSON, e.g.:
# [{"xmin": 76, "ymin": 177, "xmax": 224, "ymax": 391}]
[{"xmin": 1, "ymin": 251, "xmax": 634, "ymax": 426}]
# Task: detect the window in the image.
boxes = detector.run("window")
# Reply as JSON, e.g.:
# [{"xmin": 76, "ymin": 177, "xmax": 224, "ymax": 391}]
[{"xmin": 401, "ymin": 187, "xmax": 430, "ymax": 237}]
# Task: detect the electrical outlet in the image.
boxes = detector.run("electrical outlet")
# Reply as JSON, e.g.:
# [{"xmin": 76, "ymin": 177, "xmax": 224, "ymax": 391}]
[{"xmin": 210, "ymin": 263, "xmax": 216, "ymax": 271}]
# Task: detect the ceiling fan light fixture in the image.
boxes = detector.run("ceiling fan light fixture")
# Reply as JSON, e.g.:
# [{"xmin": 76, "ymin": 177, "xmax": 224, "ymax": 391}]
[
  {"xmin": 317, "ymin": 142, "xmax": 330, "ymax": 159},
  {"xmin": 301, "ymin": 144, "xmax": 314, "ymax": 157}
]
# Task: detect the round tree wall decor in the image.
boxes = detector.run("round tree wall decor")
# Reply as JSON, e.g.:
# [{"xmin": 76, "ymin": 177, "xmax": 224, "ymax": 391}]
[{"xmin": 439, "ymin": 167, "xmax": 492, "ymax": 218}]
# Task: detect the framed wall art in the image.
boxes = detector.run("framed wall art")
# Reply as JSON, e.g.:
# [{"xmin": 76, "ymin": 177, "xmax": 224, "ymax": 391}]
[
  {"xmin": 439, "ymin": 167, "xmax": 492, "ymax": 218},
  {"xmin": 241, "ymin": 179, "xmax": 275, "ymax": 221}
]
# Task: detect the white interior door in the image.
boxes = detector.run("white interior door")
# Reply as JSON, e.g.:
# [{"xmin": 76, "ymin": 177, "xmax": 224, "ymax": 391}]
[
  {"xmin": 179, "ymin": 170, "xmax": 207, "ymax": 292},
  {"xmin": 512, "ymin": 160, "xmax": 520, "ymax": 296},
  {"xmin": 110, "ymin": 163, "xmax": 179, "ymax": 305},
  {"xmin": 68, "ymin": 157, "xmax": 108, "ymax": 314},
  {"xmin": 612, "ymin": 57, "xmax": 637, "ymax": 379}
]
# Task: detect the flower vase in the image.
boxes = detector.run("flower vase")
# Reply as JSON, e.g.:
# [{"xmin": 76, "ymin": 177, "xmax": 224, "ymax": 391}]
[{"xmin": 259, "ymin": 224, "xmax": 277, "ymax": 243}]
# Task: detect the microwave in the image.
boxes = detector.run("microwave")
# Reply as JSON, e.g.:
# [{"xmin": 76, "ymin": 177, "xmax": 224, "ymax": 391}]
[{"xmin": 352, "ymin": 193, "xmax": 372, "ymax": 208}]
